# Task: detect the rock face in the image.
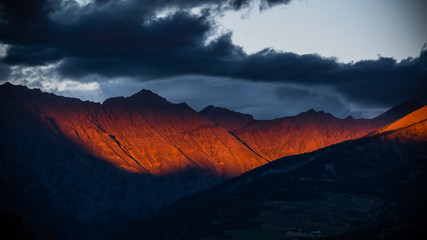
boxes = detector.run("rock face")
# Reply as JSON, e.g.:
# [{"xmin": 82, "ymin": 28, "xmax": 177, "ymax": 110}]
[
  {"xmin": 373, "ymin": 105, "xmax": 427, "ymax": 136},
  {"xmin": 0, "ymin": 83, "xmax": 266, "ymax": 239},
  {"xmin": 199, "ymin": 105, "xmax": 254, "ymax": 130},
  {"xmin": 373, "ymin": 99, "xmax": 425, "ymax": 125},
  {"xmin": 200, "ymin": 104, "xmax": 424, "ymax": 161},
  {"xmin": 113, "ymin": 104, "xmax": 427, "ymax": 240},
  {"xmin": 1, "ymin": 83, "xmax": 267, "ymax": 178},
  {"xmin": 0, "ymin": 82, "xmax": 423, "ymax": 239}
]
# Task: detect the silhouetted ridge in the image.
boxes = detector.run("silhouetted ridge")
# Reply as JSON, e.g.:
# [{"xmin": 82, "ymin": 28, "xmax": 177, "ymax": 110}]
[
  {"xmin": 127, "ymin": 89, "xmax": 169, "ymax": 106},
  {"xmin": 1, "ymin": 82, "xmax": 41, "ymax": 100},
  {"xmin": 0, "ymin": 81, "xmax": 14, "ymax": 88},
  {"xmin": 295, "ymin": 108, "xmax": 334, "ymax": 119},
  {"xmin": 200, "ymin": 105, "xmax": 254, "ymax": 119},
  {"xmin": 101, "ymin": 89, "xmax": 170, "ymax": 108},
  {"xmin": 200, "ymin": 105, "xmax": 254, "ymax": 130},
  {"xmin": 102, "ymin": 96, "xmax": 126, "ymax": 106},
  {"xmin": 374, "ymin": 100, "xmax": 424, "ymax": 124},
  {"xmin": 0, "ymin": 82, "xmax": 85, "ymax": 104}
]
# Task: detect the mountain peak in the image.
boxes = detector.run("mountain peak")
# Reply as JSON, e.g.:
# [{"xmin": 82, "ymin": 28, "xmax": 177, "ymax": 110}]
[
  {"xmin": 1, "ymin": 81, "xmax": 13, "ymax": 87},
  {"xmin": 102, "ymin": 89, "xmax": 169, "ymax": 107},
  {"xmin": 1, "ymin": 81, "xmax": 29, "ymax": 93},
  {"xmin": 296, "ymin": 108, "xmax": 333, "ymax": 118},
  {"xmin": 374, "ymin": 105, "xmax": 427, "ymax": 135},
  {"xmin": 200, "ymin": 105, "xmax": 216, "ymax": 113},
  {"xmin": 374, "ymin": 100, "xmax": 425, "ymax": 124},
  {"xmin": 128, "ymin": 89, "xmax": 167, "ymax": 102},
  {"xmin": 200, "ymin": 105, "xmax": 254, "ymax": 119},
  {"xmin": 200, "ymin": 105, "xmax": 254, "ymax": 130},
  {"xmin": 0, "ymin": 81, "xmax": 63, "ymax": 103},
  {"xmin": 200, "ymin": 105, "xmax": 253, "ymax": 118}
]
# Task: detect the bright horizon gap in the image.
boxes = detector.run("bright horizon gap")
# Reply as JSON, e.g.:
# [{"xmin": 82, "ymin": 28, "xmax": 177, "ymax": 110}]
[{"xmin": 216, "ymin": 0, "xmax": 427, "ymax": 63}]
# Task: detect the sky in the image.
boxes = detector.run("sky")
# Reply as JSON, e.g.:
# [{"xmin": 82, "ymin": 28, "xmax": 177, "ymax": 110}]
[{"xmin": 0, "ymin": 0, "xmax": 426, "ymax": 119}]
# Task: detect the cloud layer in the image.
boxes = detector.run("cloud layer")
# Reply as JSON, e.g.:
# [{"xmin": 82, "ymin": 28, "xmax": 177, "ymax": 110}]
[{"xmin": 1, "ymin": 0, "xmax": 426, "ymax": 117}]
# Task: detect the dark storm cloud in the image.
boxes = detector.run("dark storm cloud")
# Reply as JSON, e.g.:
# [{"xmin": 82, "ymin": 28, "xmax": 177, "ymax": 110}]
[
  {"xmin": 0, "ymin": 0, "xmax": 426, "ymax": 107},
  {"xmin": 330, "ymin": 55, "xmax": 427, "ymax": 106}
]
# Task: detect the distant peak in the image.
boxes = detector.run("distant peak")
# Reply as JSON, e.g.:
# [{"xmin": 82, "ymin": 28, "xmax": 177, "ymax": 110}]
[
  {"xmin": 199, "ymin": 105, "xmax": 254, "ymax": 130},
  {"xmin": 129, "ymin": 89, "xmax": 164, "ymax": 100},
  {"xmin": 0, "ymin": 82, "xmax": 40, "ymax": 100},
  {"xmin": 103, "ymin": 89, "xmax": 169, "ymax": 107},
  {"xmin": 1, "ymin": 82, "xmax": 14, "ymax": 87},
  {"xmin": 200, "ymin": 105, "xmax": 222, "ymax": 115},
  {"xmin": 374, "ymin": 100, "xmax": 425, "ymax": 124},
  {"xmin": 1, "ymin": 82, "xmax": 27, "ymax": 91},
  {"xmin": 102, "ymin": 96, "xmax": 125, "ymax": 105},
  {"xmin": 200, "ymin": 105, "xmax": 216, "ymax": 113},
  {"xmin": 393, "ymin": 99, "xmax": 424, "ymax": 110},
  {"xmin": 298, "ymin": 109, "xmax": 331, "ymax": 117},
  {"xmin": 200, "ymin": 105, "xmax": 254, "ymax": 120},
  {"xmin": 374, "ymin": 105, "xmax": 427, "ymax": 134}
]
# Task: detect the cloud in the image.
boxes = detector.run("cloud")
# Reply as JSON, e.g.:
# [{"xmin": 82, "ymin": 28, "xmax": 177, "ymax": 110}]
[
  {"xmin": 3, "ymin": 63, "xmax": 103, "ymax": 101},
  {"xmin": 120, "ymin": 76, "xmax": 387, "ymax": 119},
  {"xmin": 0, "ymin": 62, "xmax": 11, "ymax": 81},
  {"xmin": 0, "ymin": 0, "xmax": 425, "ymax": 116},
  {"xmin": 0, "ymin": 0, "xmax": 293, "ymax": 69}
]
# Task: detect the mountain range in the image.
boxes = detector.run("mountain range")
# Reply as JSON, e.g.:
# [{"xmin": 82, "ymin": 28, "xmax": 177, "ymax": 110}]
[
  {"xmin": 0, "ymin": 82, "xmax": 425, "ymax": 239},
  {"xmin": 109, "ymin": 105, "xmax": 427, "ymax": 240}
]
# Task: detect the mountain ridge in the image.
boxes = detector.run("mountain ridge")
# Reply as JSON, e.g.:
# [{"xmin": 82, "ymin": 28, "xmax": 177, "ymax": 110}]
[
  {"xmin": 109, "ymin": 103, "xmax": 427, "ymax": 240},
  {"xmin": 1, "ymin": 82, "xmax": 425, "ymax": 239}
]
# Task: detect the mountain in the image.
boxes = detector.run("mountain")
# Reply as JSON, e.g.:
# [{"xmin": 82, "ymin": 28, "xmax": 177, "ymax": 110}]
[
  {"xmin": 201, "ymin": 103, "xmax": 425, "ymax": 161},
  {"xmin": 199, "ymin": 105, "xmax": 254, "ymax": 130},
  {"xmin": 2, "ymin": 84, "xmax": 266, "ymax": 177},
  {"xmin": 373, "ymin": 105, "xmax": 427, "ymax": 135},
  {"xmin": 373, "ymin": 99, "xmax": 425, "ymax": 124},
  {"xmin": 0, "ymin": 82, "xmax": 423, "ymax": 239},
  {"xmin": 0, "ymin": 83, "xmax": 266, "ymax": 239},
  {"xmin": 110, "ymin": 105, "xmax": 427, "ymax": 240}
]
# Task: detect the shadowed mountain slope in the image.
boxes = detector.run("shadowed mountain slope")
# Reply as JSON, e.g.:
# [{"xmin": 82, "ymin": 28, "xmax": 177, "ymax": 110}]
[
  {"xmin": 0, "ymin": 82, "xmax": 267, "ymax": 178},
  {"xmin": 0, "ymin": 82, "xmax": 423, "ymax": 239},
  {"xmin": 110, "ymin": 108, "xmax": 427, "ymax": 240},
  {"xmin": 201, "ymin": 101, "xmax": 424, "ymax": 161},
  {"xmin": 373, "ymin": 100, "xmax": 425, "ymax": 124},
  {"xmin": 199, "ymin": 105, "xmax": 255, "ymax": 130},
  {"xmin": 0, "ymin": 83, "xmax": 266, "ymax": 239},
  {"xmin": 373, "ymin": 105, "xmax": 427, "ymax": 135}
]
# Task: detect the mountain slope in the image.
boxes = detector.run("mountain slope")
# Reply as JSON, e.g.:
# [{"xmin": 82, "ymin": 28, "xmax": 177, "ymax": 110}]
[
  {"xmin": 0, "ymin": 83, "xmax": 423, "ymax": 239},
  {"xmin": 373, "ymin": 99, "xmax": 425, "ymax": 124},
  {"xmin": 0, "ymin": 83, "xmax": 267, "ymax": 177},
  {"xmin": 199, "ymin": 105, "xmax": 255, "ymax": 130},
  {"xmin": 111, "ymin": 110, "xmax": 427, "ymax": 240},
  {"xmin": 373, "ymin": 105, "xmax": 427, "ymax": 135},
  {"xmin": 201, "ymin": 103, "xmax": 425, "ymax": 161},
  {"xmin": 0, "ymin": 83, "xmax": 267, "ymax": 239}
]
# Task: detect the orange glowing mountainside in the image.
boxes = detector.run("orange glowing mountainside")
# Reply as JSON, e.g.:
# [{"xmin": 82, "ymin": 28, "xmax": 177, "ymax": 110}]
[
  {"xmin": 108, "ymin": 103, "xmax": 427, "ymax": 240},
  {"xmin": 1, "ymin": 82, "xmax": 423, "ymax": 178},
  {"xmin": 200, "ymin": 100, "xmax": 424, "ymax": 161},
  {"xmin": 374, "ymin": 105, "xmax": 427, "ymax": 136},
  {"xmin": 1, "ymin": 82, "xmax": 425, "ymax": 239},
  {"xmin": 5, "ymin": 86, "xmax": 267, "ymax": 177}
]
